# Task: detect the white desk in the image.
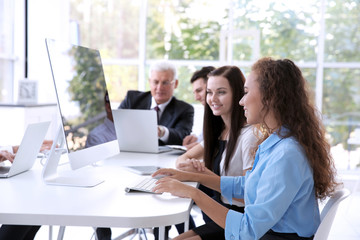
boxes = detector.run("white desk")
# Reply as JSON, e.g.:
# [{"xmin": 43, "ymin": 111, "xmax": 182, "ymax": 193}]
[{"xmin": 0, "ymin": 150, "xmax": 194, "ymax": 239}]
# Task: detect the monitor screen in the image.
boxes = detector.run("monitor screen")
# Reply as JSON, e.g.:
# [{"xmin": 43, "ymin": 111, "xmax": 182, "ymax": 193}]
[{"xmin": 46, "ymin": 39, "xmax": 119, "ymax": 171}]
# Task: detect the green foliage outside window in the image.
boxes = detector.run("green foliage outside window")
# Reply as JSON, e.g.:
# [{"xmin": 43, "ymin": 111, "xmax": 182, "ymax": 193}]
[{"xmin": 69, "ymin": 0, "xmax": 360, "ymax": 150}]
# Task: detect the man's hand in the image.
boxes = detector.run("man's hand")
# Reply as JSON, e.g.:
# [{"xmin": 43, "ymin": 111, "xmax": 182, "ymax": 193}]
[{"xmin": 157, "ymin": 126, "xmax": 165, "ymax": 138}]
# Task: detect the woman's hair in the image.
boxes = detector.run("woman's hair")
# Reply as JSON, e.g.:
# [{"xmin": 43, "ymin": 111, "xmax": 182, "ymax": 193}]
[
  {"xmin": 203, "ymin": 66, "xmax": 247, "ymax": 173},
  {"xmin": 251, "ymin": 57, "xmax": 338, "ymax": 200}
]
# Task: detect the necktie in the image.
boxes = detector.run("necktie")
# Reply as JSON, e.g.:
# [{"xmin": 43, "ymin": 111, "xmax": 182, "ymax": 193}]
[{"xmin": 154, "ymin": 106, "xmax": 160, "ymax": 124}]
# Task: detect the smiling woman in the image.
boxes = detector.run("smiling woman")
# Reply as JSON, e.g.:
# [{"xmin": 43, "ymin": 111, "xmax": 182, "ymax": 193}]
[
  {"xmin": 174, "ymin": 65, "xmax": 258, "ymax": 240},
  {"xmin": 206, "ymin": 76, "xmax": 233, "ymax": 119},
  {"xmin": 152, "ymin": 57, "xmax": 338, "ymax": 240},
  {"xmin": 239, "ymin": 71, "xmax": 268, "ymax": 127}
]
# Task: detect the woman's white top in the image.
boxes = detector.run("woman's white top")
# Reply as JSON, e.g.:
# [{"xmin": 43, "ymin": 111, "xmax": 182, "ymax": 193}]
[{"xmin": 201, "ymin": 124, "xmax": 258, "ymax": 206}]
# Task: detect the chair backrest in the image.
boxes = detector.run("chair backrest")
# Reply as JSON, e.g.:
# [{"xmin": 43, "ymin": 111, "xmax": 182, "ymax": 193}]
[{"xmin": 314, "ymin": 188, "xmax": 351, "ymax": 240}]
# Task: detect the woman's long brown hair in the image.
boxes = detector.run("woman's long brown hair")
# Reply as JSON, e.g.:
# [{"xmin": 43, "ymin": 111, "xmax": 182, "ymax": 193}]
[
  {"xmin": 252, "ymin": 57, "xmax": 338, "ymax": 200},
  {"xmin": 203, "ymin": 66, "xmax": 247, "ymax": 173}
]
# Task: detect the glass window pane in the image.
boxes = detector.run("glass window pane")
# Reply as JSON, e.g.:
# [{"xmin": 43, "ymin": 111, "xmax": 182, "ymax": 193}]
[
  {"xmin": 70, "ymin": 0, "xmax": 141, "ymax": 104},
  {"xmin": 323, "ymin": 69, "xmax": 360, "ymax": 152},
  {"xmin": 302, "ymin": 68, "xmax": 317, "ymax": 91},
  {"xmin": 0, "ymin": 0, "xmax": 14, "ymax": 103},
  {"xmin": 325, "ymin": 0, "xmax": 360, "ymax": 62},
  {"xmin": 323, "ymin": 68, "xmax": 360, "ymax": 116},
  {"xmin": 70, "ymin": 0, "xmax": 140, "ymax": 58},
  {"xmin": 104, "ymin": 65, "xmax": 138, "ymax": 104},
  {"xmin": 0, "ymin": 60, "xmax": 14, "ymax": 103},
  {"xmin": 176, "ymin": 66, "xmax": 202, "ymax": 104},
  {"xmin": 232, "ymin": 0, "xmax": 319, "ymax": 61},
  {"xmin": 146, "ymin": 0, "xmax": 225, "ymax": 60}
]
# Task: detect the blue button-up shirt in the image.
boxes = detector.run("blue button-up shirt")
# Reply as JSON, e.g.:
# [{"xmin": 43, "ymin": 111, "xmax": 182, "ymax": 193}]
[{"xmin": 221, "ymin": 129, "xmax": 320, "ymax": 239}]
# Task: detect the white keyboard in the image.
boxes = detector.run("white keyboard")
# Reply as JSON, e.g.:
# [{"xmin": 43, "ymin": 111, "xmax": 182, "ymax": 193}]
[{"xmin": 125, "ymin": 177, "xmax": 159, "ymax": 193}]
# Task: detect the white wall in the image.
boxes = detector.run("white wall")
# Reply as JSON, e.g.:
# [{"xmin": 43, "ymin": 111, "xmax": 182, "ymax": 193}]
[
  {"xmin": 9, "ymin": 0, "xmax": 72, "ymax": 140},
  {"xmin": 26, "ymin": 0, "xmax": 70, "ymax": 105},
  {"xmin": 192, "ymin": 104, "xmax": 204, "ymax": 137},
  {"xmin": 0, "ymin": 105, "xmax": 59, "ymax": 146}
]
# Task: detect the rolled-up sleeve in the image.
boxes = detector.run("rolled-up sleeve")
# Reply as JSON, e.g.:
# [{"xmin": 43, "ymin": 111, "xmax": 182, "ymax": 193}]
[
  {"xmin": 221, "ymin": 176, "xmax": 245, "ymax": 205},
  {"xmin": 225, "ymin": 209, "xmax": 243, "ymax": 240},
  {"xmin": 221, "ymin": 176, "xmax": 235, "ymax": 204}
]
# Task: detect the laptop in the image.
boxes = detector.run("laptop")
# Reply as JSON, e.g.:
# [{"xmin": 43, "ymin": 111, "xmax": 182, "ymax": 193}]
[
  {"xmin": 112, "ymin": 109, "xmax": 172, "ymax": 153},
  {"xmin": 0, "ymin": 121, "xmax": 50, "ymax": 178}
]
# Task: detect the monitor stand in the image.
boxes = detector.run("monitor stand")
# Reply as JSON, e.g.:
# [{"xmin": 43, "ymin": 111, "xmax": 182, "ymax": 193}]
[{"xmin": 42, "ymin": 127, "xmax": 104, "ymax": 187}]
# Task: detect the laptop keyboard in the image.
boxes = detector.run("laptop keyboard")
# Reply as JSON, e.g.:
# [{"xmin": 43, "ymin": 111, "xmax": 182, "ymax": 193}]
[
  {"xmin": 0, "ymin": 166, "xmax": 10, "ymax": 174},
  {"xmin": 125, "ymin": 177, "xmax": 159, "ymax": 193}
]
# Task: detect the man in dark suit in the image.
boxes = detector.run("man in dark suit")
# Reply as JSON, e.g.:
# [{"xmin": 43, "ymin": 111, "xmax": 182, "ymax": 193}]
[{"xmin": 119, "ymin": 61, "xmax": 194, "ymax": 146}]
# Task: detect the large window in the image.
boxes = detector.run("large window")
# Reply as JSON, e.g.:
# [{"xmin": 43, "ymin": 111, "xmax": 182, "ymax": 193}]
[
  {"xmin": 68, "ymin": 0, "xmax": 360, "ymax": 167},
  {"xmin": 69, "ymin": 0, "xmax": 325, "ymax": 103},
  {"xmin": 0, "ymin": 0, "xmax": 15, "ymax": 103},
  {"xmin": 1, "ymin": 0, "xmax": 360, "ymax": 168}
]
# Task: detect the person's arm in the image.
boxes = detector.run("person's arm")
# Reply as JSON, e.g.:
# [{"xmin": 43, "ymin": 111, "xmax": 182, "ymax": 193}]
[
  {"xmin": 193, "ymin": 185, "xmax": 229, "ymax": 228},
  {"xmin": 40, "ymin": 140, "xmax": 53, "ymax": 152},
  {"xmin": 182, "ymin": 134, "xmax": 198, "ymax": 147},
  {"xmin": 17, "ymin": 140, "xmax": 52, "ymax": 153},
  {"xmin": 175, "ymin": 143, "xmax": 204, "ymax": 168},
  {"xmin": 153, "ymin": 176, "xmax": 229, "ymax": 228},
  {"xmin": 12, "ymin": 146, "xmax": 18, "ymax": 154},
  {"xmin": 175, "ymin": 143, "xmax": 215, "ymax": 173},
  {"xmin": 153, "ymin": 168, "xmax": 221, "ymax": 192},
  {"xmin": 0, "ymin": 151, "xmax": 15, "ymax": 163},
  {"xmin": 158, "ymin": 125, "xmax": 169, "ymax": 142},
  {"xmin": 222, "ymin": 141, "xmax": 317, "ymax": 239},
  {"xmin": 163, "ymin": 102, "xmax": 194, "ymax": 145},
  {"xmin": 184, "ymin": 141, "xmax": 199, "ymax": 150}
]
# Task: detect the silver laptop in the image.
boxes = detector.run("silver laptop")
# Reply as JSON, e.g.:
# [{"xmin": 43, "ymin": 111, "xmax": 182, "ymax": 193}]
[
  {"xmin": 112, "ymin": 109, "xmax": 172, "ymax": 153},
  {"xmin": 0, "ymin": 121, "xmax": 50, "ymax": 178}
]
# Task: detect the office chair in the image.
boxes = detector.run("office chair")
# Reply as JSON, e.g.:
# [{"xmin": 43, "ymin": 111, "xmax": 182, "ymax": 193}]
[{"xmin": 313, "ymin": 188, "xmax": 351, "ymax": 240}]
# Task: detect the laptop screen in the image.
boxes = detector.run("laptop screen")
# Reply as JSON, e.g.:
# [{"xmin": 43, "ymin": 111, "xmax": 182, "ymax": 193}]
[{"xmin": 46, "ymin": 39, "xmax": 112, "ymax": 153}]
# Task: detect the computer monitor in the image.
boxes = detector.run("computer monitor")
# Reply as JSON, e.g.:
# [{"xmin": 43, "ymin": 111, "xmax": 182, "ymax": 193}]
[{"xmin": 44, "ymin": 38, "xmax": 119, "ymax": 187}]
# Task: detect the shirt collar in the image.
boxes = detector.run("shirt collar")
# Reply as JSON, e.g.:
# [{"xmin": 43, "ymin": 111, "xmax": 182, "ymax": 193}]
[
  {"xmin": 259, "ymin": 126, "xmax": 290, "ymax": 153},
  {"xmin": 252, "ymin": 127, "xmax": 289, "ymax": 170},
  {"xmin": 151, "ymin": 97, "xmax": 172, "ymax": 112}
]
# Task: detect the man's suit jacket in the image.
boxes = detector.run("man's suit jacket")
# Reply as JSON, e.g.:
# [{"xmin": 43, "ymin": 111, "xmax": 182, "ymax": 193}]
[{"xmin": 119, "ymin": 91, "xmax": 194, "ymax": 145}]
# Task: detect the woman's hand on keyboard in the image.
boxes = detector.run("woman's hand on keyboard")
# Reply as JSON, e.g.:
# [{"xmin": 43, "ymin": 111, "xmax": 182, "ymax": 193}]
[
  {"xmin": 152, "ymin": 177, "xmax": 195, "ymax": 198},
  {"xmin": 152, "ymin": 168, "xmax": 190, "ymax": 182}
]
